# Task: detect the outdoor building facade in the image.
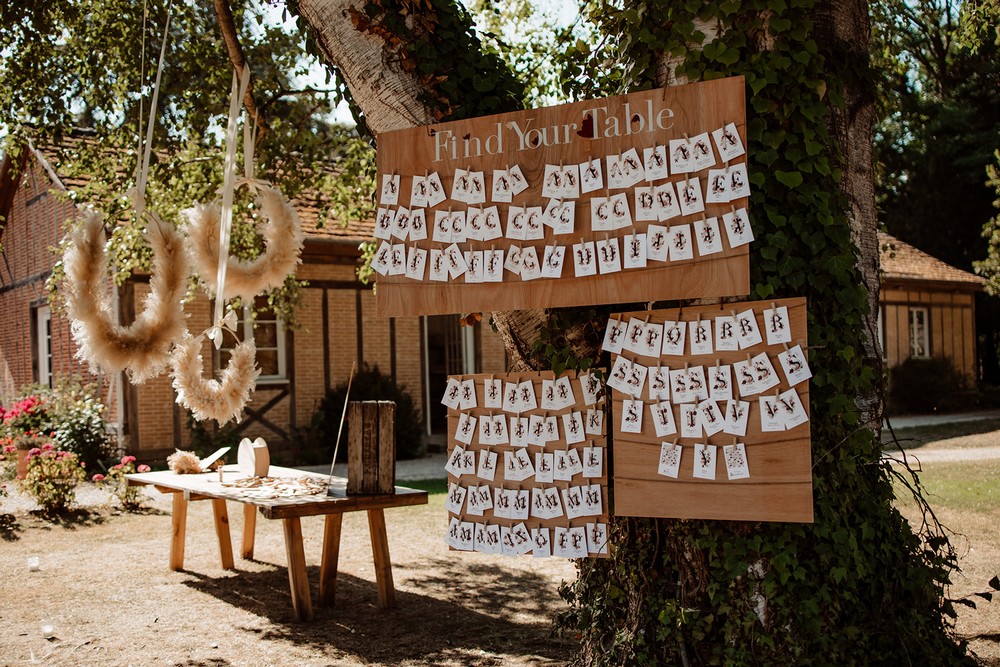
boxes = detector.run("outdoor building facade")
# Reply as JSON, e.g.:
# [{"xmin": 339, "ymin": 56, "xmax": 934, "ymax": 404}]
[
  {"xmin": 878, "ymin": 230, "xmax": 984, "ymax": 381},
  {"xmin": 0, "ymin": 145, "xmax": 507, "ymax": 461}
]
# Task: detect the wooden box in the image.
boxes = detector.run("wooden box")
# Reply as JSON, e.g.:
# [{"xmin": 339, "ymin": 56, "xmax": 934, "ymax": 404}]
[{"xmin": 347, "ymin": 401, "xmax": 396, "ymax": 495}]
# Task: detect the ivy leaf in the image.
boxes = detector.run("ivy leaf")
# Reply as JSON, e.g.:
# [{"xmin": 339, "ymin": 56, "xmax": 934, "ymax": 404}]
[{"xmin": 775, "ymin": 170, "xmax": 804, "ymax": 187}]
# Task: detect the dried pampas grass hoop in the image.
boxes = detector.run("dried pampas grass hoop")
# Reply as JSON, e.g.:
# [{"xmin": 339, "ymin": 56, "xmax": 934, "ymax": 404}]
[
  {"xmin": 185, "ymin": 184, "xmax": 304, "ymax": 301},
  {"xmin": 63, "ymin": 210, "xmax": 188, "ymax": 383},
  {"xmin": 171, "ymin": 332, "xmax": 260, "ymax": 425}
]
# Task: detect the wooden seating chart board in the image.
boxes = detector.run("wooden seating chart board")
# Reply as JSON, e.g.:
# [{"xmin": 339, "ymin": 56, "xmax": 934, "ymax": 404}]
[
  {"xmin": 443, "ymin": 371, "xmax": 609, "ymax": 558},
  {"xmin": 374, "ymin": 77, "xmax": 751, "ymax": 317},
  {"xmin": 607, "ymin": 297, "xmax": 814, "ymax": 523}
]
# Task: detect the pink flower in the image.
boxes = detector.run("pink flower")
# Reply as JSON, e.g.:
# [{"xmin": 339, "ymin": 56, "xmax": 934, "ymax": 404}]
[
  {"xmin": 112, "ymin": 463, "xmax": 122, "ymax": 471},
  {"xmin": 2, "ymin": 444, "xmax": 14, "ymax": 454},
  {"xmin": 121, "ymin": 455, "xmax": 136, "ymax": 465},
  {"xmin": 92, "ymin": 474, "xmax": 105, "ymax": 482},
  {"xmin": 27, "ymin": 447, "xmax": 41, "ymax": 457},
  {"xmin": 137, "ymin": 464, "xmax": 150, "ymax": 473},
  {"xmin": 41, "ymin": 442, "xmax": 54, "ymax": 451}
]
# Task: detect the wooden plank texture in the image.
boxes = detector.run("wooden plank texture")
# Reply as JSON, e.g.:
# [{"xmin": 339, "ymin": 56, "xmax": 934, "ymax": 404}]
[
  {"xmin": 282, "ymin": 517, "xmax": 314, "ymax": 622},
  {"xmin": 367, "ymin": 508, "xmax": 397, "ymax": 608},
  {"xmin": 610, "ymin": 297, "xmax": 814, "ymax": 523},
  {"xmin": 319, "ymin": 513, "xmax": 343, "ymax": 606},
  {"xmin": 378, "ymin": 401, "xmax": 397, "ymax": 494},
  {"xmin": 375, "ymin": 77, "xmax": 750, "ymax": 317},
  {"xmin": 362, "ymin": 401, "xmax": 379, "ymax": 493},
  {"xmin": 211, "ymin": 498, "xmax": 235, "ymax": 570},
  {"xmin": 169, "ymin": 493, "xmax": 187, "ymax": 571},
  {"xmin": 347, "ymin": 402, "xmax": 364, "ymax": 495}
]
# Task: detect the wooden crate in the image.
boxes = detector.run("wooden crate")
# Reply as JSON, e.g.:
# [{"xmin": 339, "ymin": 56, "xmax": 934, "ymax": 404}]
[{"xmin": 347, "ymin": 401, "xmax": 396, "ymax": 495}]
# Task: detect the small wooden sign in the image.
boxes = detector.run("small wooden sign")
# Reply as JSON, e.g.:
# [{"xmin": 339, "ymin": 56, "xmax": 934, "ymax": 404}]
[
  {"xmin": 444, "ymin": 371, "xmax": 610, "ymax": 558},
  {"xmin": 375, "ymin": 77, "xmax": 750, "ymax": 317},
  {"xmin": 608, "ymin": 297, "xmax": 813, "ymax": 523},
  {"xmin": 347, "ymin": 401, "xmax": 396, "ymax": 495}
]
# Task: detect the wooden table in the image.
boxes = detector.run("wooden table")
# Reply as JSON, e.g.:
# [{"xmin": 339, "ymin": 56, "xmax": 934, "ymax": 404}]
[{"xmin": 127, "ymin": 465, "xmax": 428, "ymax": 621}]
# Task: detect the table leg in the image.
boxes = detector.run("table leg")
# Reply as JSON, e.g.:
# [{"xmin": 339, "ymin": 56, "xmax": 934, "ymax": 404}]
[
  {"xmin": 283, "ymin": 517, "xmax": 314, "ymax": 622},
  {"xmin": 241, "ymin": 504, "xmax": 257, "ymax": 560},
  {"xmin": 169, "ymin": 493, "xmax": 187, "ymax": 571},
  {"xmin": 211, "ymin": 499, "xmax": 235, "ymax": 570},
  {"xmin": 367, "ymin": 508, "xmax": 396, "ymax": 609},
  {"xmin": 319, "ymin": 513, "xmax": 343, "ymax": 606}
]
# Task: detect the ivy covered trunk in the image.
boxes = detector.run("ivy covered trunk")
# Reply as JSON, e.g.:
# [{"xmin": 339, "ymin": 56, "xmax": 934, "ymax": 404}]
[{"xmin": 292, "ymin": 0, "xmax": 968, "ymax": 662}]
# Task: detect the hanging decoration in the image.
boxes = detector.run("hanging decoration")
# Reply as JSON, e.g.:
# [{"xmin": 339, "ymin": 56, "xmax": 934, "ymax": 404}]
[
  {"xmin": 64, "ymin": 210, "xmax": 188, "ymax": 383},
  {"xmin": 170, "ymin": 331, "xmax": 260, "ymax": 425},
  {"xmin": 184, "ymin": 182, "xmax": 304, "ymax": 302},
  {"xmin": 171, "ymin": 65, "xmax": 262, "ymax": 424}
]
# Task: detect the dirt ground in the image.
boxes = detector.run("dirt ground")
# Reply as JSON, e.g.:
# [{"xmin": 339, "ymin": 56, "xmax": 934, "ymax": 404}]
[{"xmin": 0, "ymin": 489, "xmax": 578, "ymax": 666}]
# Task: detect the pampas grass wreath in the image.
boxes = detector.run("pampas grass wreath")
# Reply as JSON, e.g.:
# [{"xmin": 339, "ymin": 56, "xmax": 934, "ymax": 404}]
[
  {"xmin": 63, "ymin": 210, "xmax": 188, "ymax": 383},
  {"xmin": 185, "ymin": 184, "xmax": 304, "ymax": 301},
  {"xmin": 171, "ymin": 332, "xmax": 261, "ymax": 425}
]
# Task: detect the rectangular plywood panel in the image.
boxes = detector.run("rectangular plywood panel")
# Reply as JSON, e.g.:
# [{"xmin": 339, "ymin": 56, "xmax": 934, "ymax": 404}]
[
  {"xmin": 375, "ymin": 77, "xmax": 750, "ymax": 317},
  {"xmin": 609, "ymin": 297, "xmax": 813, "ymax": 523},
  {"xmin": 444, "ymin": 371, "xmax": 610, "ymax": 558}
]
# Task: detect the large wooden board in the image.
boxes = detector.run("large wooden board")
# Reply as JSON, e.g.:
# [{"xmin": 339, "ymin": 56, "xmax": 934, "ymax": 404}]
[
  {"xmin": 375, "ymin": 77, "xmax": 750, "ymax": 317},
  {"xmin": 444, "ymin": 371, "xmax": 610, "ymax": 558},
  {"xmin": 609, "ymin": 297, "xmax": 814, "ymax": 523}
]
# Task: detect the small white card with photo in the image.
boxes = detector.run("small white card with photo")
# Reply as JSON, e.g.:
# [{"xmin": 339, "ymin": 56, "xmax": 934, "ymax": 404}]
[
  {"xmin": 689, "ymin": 132, "xmax": 716, "ymax": 171},
  {"xmin": 735, "ymin": 308, "xmax": 763, "ymax": 349},
  {"xmin": 644, "ymin": 145, "xmax": 669, "ymax": 181},
  {"xmin": 650, "ymin": 401, "xmax": 677, "ymax": 437},
  {"xmin": 713, "ymin": 123, "xmax": 746, "ymax": 162},
  {"xmin": 620, "ymin": 398, "xmax": 644, "ymax": 433},
  {"xmin": 689, "ymin": 320, "xmax": 714, "ymax": 356},
  {"xmin": 653, "ymin": 182, "xmax": 682, "ymax": 221},
  {"xmin": 680, "ymin": 403, "xmax": 702, "ymax": 438},
  {"xmin": 580, "ymin": 157, "xmax": 604, "ymax": 194},
  {"xmin": 678, "ymin": 178, "xmax": 705, "ymax": 216},
  {"xmin": 662, "ymin": 320, "xmax": 687, "ymax": 356},
  {"xmin": 723, "ymin": 399, "xmax": 750, "ymax": 436},
  {"xmin": 694, "ymin": 217, "xmax": 724, "ymax": 256},
  {"xmin": 692, "ymin": 443, "xmax": 717, "ymax": 480},
  {"xmin": 583, "ymin": 446, "xmax": 604, "ymax": 478},
  {"xmin": 623, "ymin": 233, "xmax": 648, "ymax": 270},
  {"xmin": 586, "ymin": 408, "xmax": 605, "ymax": 436},
  {"xmin": 596, "ymin": 237, "xmax": 622, "ymax": 274},
  {"xmin": 778, "ymin": 344, "xmax": 812, "ymax": 386},
  {"xmin": 658, "ymin": 442, "xmax": 683, "ymax": 478},
  {"xmin": 646, "ymin": 224, "xmax": 669, "ymax": 262},
  {"xmin": 380, "ymin": 173, "xmax": 400, "ymax": 205},
  {"xmin": 404, "ymin": 246, "xmax": 427, "ymax": 281},
  {"xmin": 763, "ymin": 305, "xmax": 792, "ymax": 345},
  {"xmin": 709, "ymin": 364, "xmax": 733, "ymax": 402},
  {"xmin": 602, "ymin": 317, "xmax": 626, "ymax": 353},
  {"xmin": 668, "ymin": 225, "xmax": 695, "ymax": 261},
  {"xmin": 723, "ymin": 207, "xmax": 754, "ymax": 247},
  {"xmin": 723, "ymin": 443, "xmax": 750, "ymax": 480}
]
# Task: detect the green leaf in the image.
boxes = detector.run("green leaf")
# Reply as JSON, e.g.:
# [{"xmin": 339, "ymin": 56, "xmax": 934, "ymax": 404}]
[{"xmin": 775, "ymin": 170, "xmax": 804, "ymax": 187}]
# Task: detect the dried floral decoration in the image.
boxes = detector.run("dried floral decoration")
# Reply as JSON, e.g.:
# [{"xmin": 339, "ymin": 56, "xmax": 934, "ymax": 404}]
[
  {"xmin": 170, "ymin": 332, "xmax": 260, "ymax": 425},
  {"xmin": 63, "ymin": 211, "xmax": 188, "ymax": 383},
  {"xmin": 166, "ymin": 449, "xmax": 203, "ymax": 475},
  {"xmin": 184, "ymin": 184, "xmax": 304, "ymax": 301}
]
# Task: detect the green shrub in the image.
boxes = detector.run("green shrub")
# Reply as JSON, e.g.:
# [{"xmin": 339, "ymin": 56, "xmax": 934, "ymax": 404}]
[
  {"xmin": 20, "ymin": 442, "xmax": 87, "ymax": 514},
  {"xmin": 889, "ymin": 357, "xmax": 968, "ymax": 414},
  {"xmin": 311, "ymin": 364, "xmax": 424, "ymax": 461}
]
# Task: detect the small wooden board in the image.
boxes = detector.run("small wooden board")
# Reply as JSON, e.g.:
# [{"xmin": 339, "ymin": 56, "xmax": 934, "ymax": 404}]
[
  {"xmin": 609, "ymin": 297, "xmax": 814, "ymax": 523},
  {"xmin": 375, "ymin": 77, "xmax": 750, "ymax": 317}
]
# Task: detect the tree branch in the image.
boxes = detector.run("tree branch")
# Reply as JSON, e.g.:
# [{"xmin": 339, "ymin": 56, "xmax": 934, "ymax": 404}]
[{"xmin": 213, "ymin": 0, "xmax": 269, "ymax": 139}]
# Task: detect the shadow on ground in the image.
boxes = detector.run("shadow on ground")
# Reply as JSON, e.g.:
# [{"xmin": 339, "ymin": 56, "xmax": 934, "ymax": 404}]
[
  {"xmin": 881, "ymin": 417, "xmax": 1000, "ymax": 450},
  {"xmin": 182, "ymin": 557, "xmax": 574, "ymax": 665}
]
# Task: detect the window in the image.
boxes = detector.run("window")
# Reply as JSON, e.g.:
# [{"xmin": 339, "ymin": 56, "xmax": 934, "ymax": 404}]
[
  {"xmin": 217, "ymin": 297, "xmax": 287, "ymax": 381},
  {"xmin": 35, "ymin": 306, "xmax": 53, "ymax": 387},
  {"xmin": 908, "ymin": 307, "xmax": 930, "ymax": 359}
]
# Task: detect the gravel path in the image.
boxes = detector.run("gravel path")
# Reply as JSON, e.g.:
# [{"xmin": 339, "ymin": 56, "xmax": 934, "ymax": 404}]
[{"xmin": 884, "ymin": 446, "xmax": 1000, "ymax": 464}]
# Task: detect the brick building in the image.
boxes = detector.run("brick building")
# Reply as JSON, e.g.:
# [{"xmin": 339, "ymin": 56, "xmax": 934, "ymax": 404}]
[
  {"xmin": 0, "ymin": 144, "xmax": 508, "ymax": 461},
  {"xmin": 878, "ymin": 230, "xmax": 984, "ymax": 381}
]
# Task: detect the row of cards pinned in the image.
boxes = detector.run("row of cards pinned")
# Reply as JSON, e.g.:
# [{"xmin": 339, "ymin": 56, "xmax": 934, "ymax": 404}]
[
  {"xmin": 657, "ymin": 441, "xmax": 750, "ymax": 481},
  {"xmin": 608, "ymin": 347, "xmax": 811, "ymax": 403},
  {"xmin": 371, "ymin": 211, "xmax": 753, "ymax": 280},
  {"xmin": 619, "ymin": 388, "xmax": 809, "ymax": 439},
  {"xmin": 453, "ymin": 409, "xmax": 604, "ymax": 447},
  {"xmin": 374, "ymin": 177, "xmax": 750, "ymax": 245},
  {"xmin": 441, "ymin": 373, "xmax": 603, "ymax": 413},
  {"xmin": 446, "ymin": 482, "xmax": 604, "ymax": 520},
  {"xmin": 446, "ymin": 443, "xmax": 604, "ymax": 483},
  {"xmin": 381, "ymin": 123, "xmax": 747, "ymax": 208},
  {"xmin": 446, "ymin": 519, "xmax": 608, "ymax": 557},
  {"xmin": 604, "ymin": 304, "xmax": 793, "ymax": 358}
]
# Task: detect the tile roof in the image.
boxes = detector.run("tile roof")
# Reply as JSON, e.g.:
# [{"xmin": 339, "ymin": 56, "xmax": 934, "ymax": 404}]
[{"xmin": 879, "ymin": 230, "xmax": 983, "ymax": 288}]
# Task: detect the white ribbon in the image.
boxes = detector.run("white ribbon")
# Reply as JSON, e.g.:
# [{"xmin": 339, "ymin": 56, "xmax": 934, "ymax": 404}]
[
  {"xmin": 212, "ymin": 64, "xmax": 252, "ymax": 348},
  {"xmin": 131, "ymin": 0, "xmax": 172, "ymax": 220}
]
